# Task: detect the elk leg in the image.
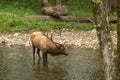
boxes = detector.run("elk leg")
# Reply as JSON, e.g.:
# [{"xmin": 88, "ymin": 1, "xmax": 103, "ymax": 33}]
[
  {"xmin": 33, "ymin": 46, "xmax": 36, "ymax": 65},
  {"xmin": 43, "ymin": 53, "xmax": 46, "ymax": 64},
  {"xmin": 43, "ymin": 53, "xmax": 47, "ymax": 64},
  {"xmin": 45, "ymin": 53, "xmax": 47, "ymax": 62},
  {"xmin": 37, "ymin": 48, "xmax": 41, "ymax": 59}
]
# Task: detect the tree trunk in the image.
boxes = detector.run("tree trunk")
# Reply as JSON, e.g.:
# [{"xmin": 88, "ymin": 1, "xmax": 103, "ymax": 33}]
[
  {"xmin": 56, "ymin": 0, "xmax": 61, "ymax": 6},
  {"xmin": 117, "ymin": 0, "xmax": 120, "ymax": 78},
  {"xmin": 93, "ymin": 0, "xmax": 116, "ymax": 80},
  {"xmin": 107, "ymin": 0, "xmax": 117, "ymax": 13},
  {"xmin": 42, "ymin": 0, "xmax": 51, "ymax": 7},
  {"xmin": 26, "ymin": 15, "xmax": 117, "ymax": 23}
]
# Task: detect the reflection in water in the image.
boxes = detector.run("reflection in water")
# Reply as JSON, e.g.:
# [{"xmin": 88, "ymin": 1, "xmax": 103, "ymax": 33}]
[
  {"xmin": 32, "ymin": 62, "xmax": 68, "ymax": 80},
  {"xmin": 0, "ymin": 46, "xmax": 104, "ymax": 80}
]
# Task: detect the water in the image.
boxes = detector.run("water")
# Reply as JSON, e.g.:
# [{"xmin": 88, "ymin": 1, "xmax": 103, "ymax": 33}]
[{"xmin": 0, "ymin": 45, "xmax": 104, "ymax": 80}]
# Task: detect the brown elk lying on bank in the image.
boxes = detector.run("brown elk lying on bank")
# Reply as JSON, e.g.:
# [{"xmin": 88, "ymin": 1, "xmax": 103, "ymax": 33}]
[{"xmin": 31, "ymin": 31, "xmax": 68, "ymax": 64}]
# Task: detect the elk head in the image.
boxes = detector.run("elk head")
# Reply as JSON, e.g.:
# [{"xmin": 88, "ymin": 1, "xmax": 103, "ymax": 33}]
[
  {"xmin": 54, "ymin": 42, "xmax": 68, "ymax": 56},
  {"xmin": 45, "ymin": 29, "xmax": 68, "ymax": 56}
]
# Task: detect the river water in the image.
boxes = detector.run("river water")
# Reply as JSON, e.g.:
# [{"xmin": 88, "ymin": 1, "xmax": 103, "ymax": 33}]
[{"xmin": 0, "ymin": 45, "xmax": 104, "ymax": 80}]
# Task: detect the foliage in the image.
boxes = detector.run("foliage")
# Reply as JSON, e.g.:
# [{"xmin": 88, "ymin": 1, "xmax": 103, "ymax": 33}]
[
  {"xmin": 0, "ymin": 0, "xmax": 117, "ymax": 32},
  {"xmin": 0, "ymin": 13, "xmax": 99, "ymax": 32},
  {"xmin": 62, "ymin": 0, "xmax": 93, "ymax": 17},
  {"xmin": 0, "ymin": 13, "xmax": 52, "ymax": 32},
  {"xmin": 0, "ymin": 0, "xmax": 93, "ymax": 17},
  {"xmin": 0, "ymin": 0, "xmax": 42, "ymax": 15}
]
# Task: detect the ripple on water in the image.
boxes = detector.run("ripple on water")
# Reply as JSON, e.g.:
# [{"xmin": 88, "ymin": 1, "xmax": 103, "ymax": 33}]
[{"xmin": 0, "ymin": 46, "xmax": 104, "ymax": 80}]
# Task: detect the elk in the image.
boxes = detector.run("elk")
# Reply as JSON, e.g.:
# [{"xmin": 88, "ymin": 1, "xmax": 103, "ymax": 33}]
[{"xmin": 30, "ymin": 31, "xmax": 68, "ymax": 64}]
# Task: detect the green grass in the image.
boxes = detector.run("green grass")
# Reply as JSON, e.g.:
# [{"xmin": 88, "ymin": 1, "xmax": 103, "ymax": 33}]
[
  {"xmin": 0, "ymin": 13, "xmax": 117, "ymax": 33},
  {"xmin": 0, "ymin": 0, "xmax": 42, "ymax": 15},
  {"xmin": 63, "ymin": 0, "xmax": 93, "ymax": 17},
  {"xmin": 0, "ymin": 0, "xmax": 116, "ymax": 17},
  {"xmin": 0, "ymin": 13, "xmax": 99, "ymax": 32},
  {"xmin": 0, "ymin": 0, "xmax": 95, "ymax": 32},
  {"xmin": 0, "ymin": 0, "xmax": 93, "ymax": 17},
  {"xmin": 0, "ymin": 0, "xmax": 117, "ymax": 33}
]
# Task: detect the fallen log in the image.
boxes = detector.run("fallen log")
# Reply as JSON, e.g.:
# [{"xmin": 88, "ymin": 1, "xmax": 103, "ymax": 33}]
[
  {"xmin": 26, "ymin": 15, "xmax": 117, "ymax": 23},
  {"xmin": 41, "ymin": 6, "xmax": 68, "ymax": 17}
]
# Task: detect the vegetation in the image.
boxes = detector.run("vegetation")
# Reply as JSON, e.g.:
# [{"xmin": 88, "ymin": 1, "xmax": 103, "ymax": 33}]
[
  {"xmin": 0, "ymin": 13, "xmax": 97, "ymax": 32},
  {"xmin": 0, "ymin": 0, "xmax": 93, "ymax": 16},
  {"xmin": 0, "ymin": 0, "xmax": 116, "ymax": 32}
]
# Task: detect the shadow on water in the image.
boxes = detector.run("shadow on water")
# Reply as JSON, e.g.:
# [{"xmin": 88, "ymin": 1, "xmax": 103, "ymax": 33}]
[{"xmin": 0, "ymin": 45, "xmax": 104, "ymax": 80}]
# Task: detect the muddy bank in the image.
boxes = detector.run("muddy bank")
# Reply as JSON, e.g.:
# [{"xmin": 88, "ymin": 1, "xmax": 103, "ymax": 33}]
[{"xmin": 0, "ymin": 29, "xmax": 117, "ymax": 49}]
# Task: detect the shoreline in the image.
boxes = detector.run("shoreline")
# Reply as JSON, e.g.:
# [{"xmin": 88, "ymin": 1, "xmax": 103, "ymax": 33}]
[{"xmin": 0, "ymin": 29, "xmax": 117, "ymax": 49}]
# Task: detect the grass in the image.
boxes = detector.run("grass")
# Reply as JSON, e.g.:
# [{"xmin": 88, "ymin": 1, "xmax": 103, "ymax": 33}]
[
  {"xmin": 0, "ymin": 13, "xmax": 116, "ymax": 33},
  {"xmin": 0, "ymin": 0, "xmax": 93, "ymax": 17},
  {"xmin": 0, "ymin": 0, "xmax": 117, "ymax": 33},
  {"xmin": 0, "ymin": 13, "xmax": 99, "ymax": 32},
  {"xmin": 0, "ymin": 0, "xmax": 42, "ymax": 15},
  {"xmin": 63, "ymin": 0, "xmax": 93, "ymax": 17}
]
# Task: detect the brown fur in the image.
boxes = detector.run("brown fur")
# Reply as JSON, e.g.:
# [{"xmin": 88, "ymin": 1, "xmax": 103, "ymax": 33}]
[{"xmin": 31, "ymin": 31, "xmax": 68, "ymax": 64}]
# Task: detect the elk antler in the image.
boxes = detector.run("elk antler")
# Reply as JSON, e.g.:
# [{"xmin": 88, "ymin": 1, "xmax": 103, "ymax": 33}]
[
  {"xmin": 53, "ymin": 28, "xmax": 66, "ymax": 44},
  {"xmin": 54, "ymin": 29, "xmax": 62, "ymax": 40},
  {"xmin": 50, "ymin": 32, "xmax": 54, "ymax": 41},
  {"xmin": 43, "ymin": 31, "xmax": 54, "ymax": 42}
]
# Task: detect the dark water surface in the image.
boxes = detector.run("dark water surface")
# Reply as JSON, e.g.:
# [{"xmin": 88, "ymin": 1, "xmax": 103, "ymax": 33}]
[{"xmin": 0, "ymin": 46, "xmax": 104, "ymax": 80}]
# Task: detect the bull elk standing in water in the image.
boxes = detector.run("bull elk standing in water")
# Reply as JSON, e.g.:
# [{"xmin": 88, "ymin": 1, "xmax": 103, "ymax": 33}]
[{"xmin": 31, "ymin": 31, "xmax": 68, "ymax": 64}]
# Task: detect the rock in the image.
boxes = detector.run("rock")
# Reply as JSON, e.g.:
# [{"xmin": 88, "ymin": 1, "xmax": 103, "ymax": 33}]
[
  {"xmin": 25, "ymin": 41, "xmax": 30, "ymax": 47},
  {"xmin": 13, "ymin": 33, "xmax": 21, "ymax": 37},
  {"xmin": 0, "ymin": 30, "xmax": 117, "ymax": 49}
]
